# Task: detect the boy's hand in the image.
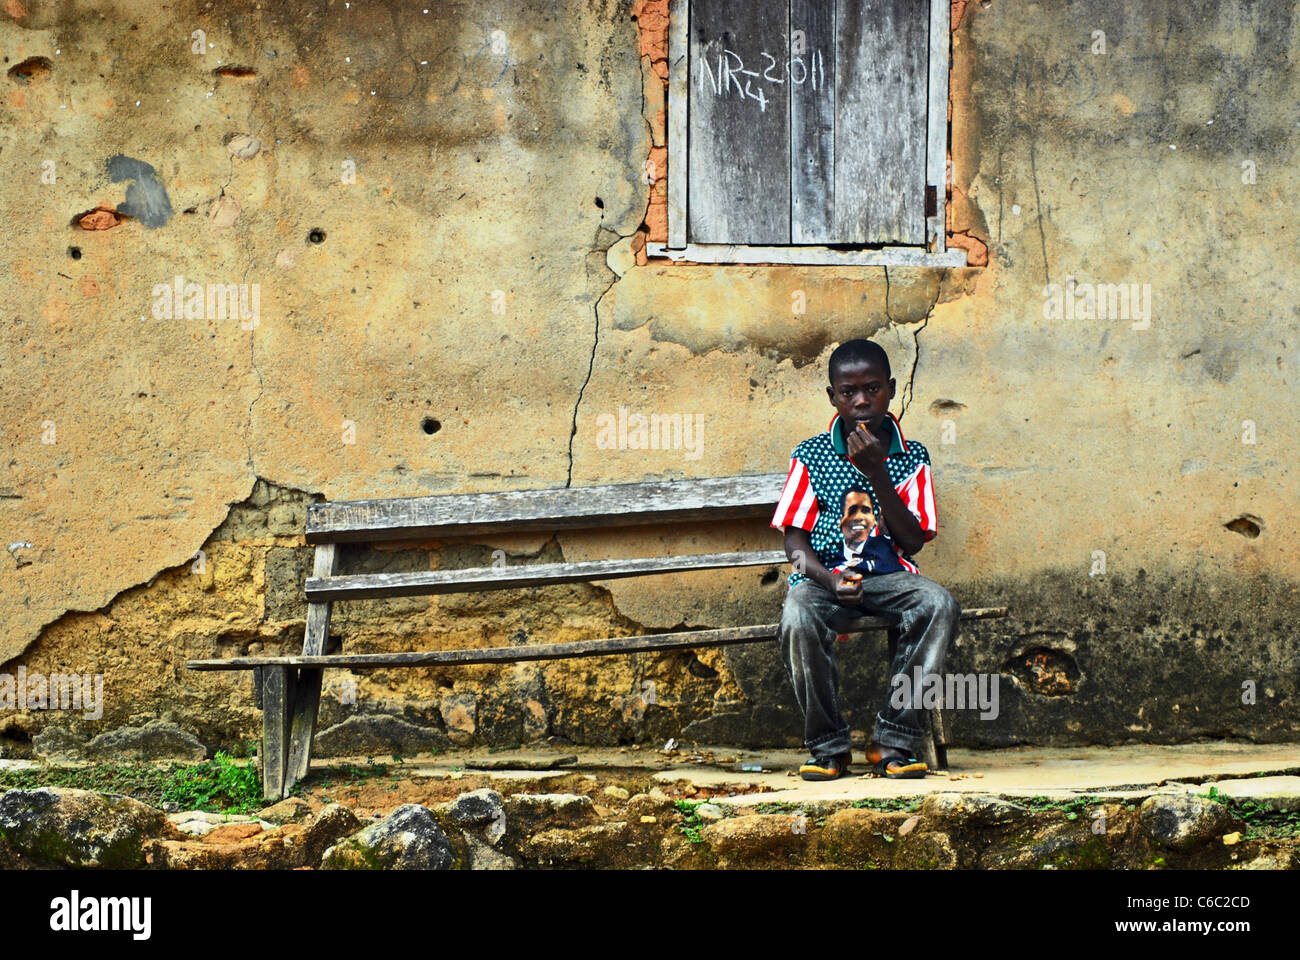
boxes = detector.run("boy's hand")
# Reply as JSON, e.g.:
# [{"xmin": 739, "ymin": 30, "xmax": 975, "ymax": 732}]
[
  {"xmin": 846, "ymin": 421, "xmax": 889, "ymax": 474},
  {"xmin": 832, "ymin": 569, "xmax": 864, "ymax": 607}
]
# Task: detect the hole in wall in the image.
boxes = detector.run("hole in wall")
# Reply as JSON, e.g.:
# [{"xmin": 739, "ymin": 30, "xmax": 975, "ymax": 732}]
[
  {"xmin": 213, "ymin": 65, "xmax": 257, "ymax": 80},
  {"xmin": 71, "ymin": 206, "xmax": 124, "ymax": 230},
  {"xmin": 67, "ymin": 246, "xmax": 81, "ymax": 259},
  {"xmin": 760, "ymin": 569, "xmax": 779, "ymax": 585},
  {"xmin": 1225, "ymin": 515, "xmax": 1262, "ymax": 538},
  {"xmin": 8, "ymin": 56, "xmax": 53, "ymax": 83},
  {"xmin": 929, "ymin": 399, "xmax": 967, "ymax": 415},
  {"xmin": 1003, "ymin": 647, "xmax": 1080, "ymax": 696},
  {"xmin": 0, "ymin": 721, "xmax": 32, "ymax": 744},
  {"xmin": 686, "ymin": 655, "xmax": 718, "ymax": 679},
  {"xmin": 421, "ymin": 418, "xmax": 441, "ymax": 435},
  {"xmin": 307, "ymin": 228, "xmax": 326, "ymax": 244}
]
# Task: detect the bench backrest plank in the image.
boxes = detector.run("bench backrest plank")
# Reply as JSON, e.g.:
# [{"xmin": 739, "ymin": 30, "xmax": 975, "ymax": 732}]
[
  {"xmin": 305, "ymin": 549, "xmax": 789, "ymax": 602},
  {"xmin": 305, "ymin": 473, "xmax": 787, "ymax": 544}
]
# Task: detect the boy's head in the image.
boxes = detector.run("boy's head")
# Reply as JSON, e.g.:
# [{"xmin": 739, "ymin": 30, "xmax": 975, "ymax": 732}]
[{"xmin": 826, "ymin": 339, "xmax": 895, "ymax": 434}]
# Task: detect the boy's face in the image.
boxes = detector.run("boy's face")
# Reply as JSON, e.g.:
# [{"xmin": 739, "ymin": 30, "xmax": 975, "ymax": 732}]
[{"xmin": 827, "ymin": 358, "xmax": 895, "ymax": 435}]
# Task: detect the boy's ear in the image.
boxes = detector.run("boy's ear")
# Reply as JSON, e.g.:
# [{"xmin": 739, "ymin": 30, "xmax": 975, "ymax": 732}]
[
  {"xmin": 825, "ymin": 383, "xmax": 836, "ymax": 404},
  {"xmin": 888, "ymin": 377, "xmax": 896, "ymax": 398}
]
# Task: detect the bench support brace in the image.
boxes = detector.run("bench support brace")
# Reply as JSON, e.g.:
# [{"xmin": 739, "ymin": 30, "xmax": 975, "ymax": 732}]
[{"xmin": 276, "ymin": 544, "xmax": 338, "ymax": 800}]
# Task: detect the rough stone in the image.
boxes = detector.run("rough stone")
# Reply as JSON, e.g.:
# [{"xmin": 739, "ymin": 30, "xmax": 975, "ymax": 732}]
[
  {"xmin": 526, "ymin": 822, "xmax": 634, "ymax": 865},
  {"xmin": 895, "ymin": 831, "xmax": 960, "ymax": 870},
  {"xmin": 701, "ymin": 814, "xmax": 810, "ymax": 864},
  {"xmin": 313, "ymin": 715, "xmax": 448, "ymax": 758},
  {"xmin": 31, "ymin": 726, "xmax": 87, "ymax": 762},
  {"xmin": 291, "ymin": 803, "xmax": 365, "ymax": 865},
  {"xmin": 817, "ymin": 808, "xmax": 906, "ymax": 866},
  {"xmin": 321, "ymin": 804, "xmax": 453, "ymax": 870},
  {"xmin": 0, "ymin": 787, "xmax": 175, "ymax": 868},
  {"xmin": 258, "ymin": 796, "xmax": 314, "ymax": 825},
  {"xmin": 506, "ymin": 793, "xmax": 599, "ymax": 833},
  {"xmin": 463, "ymin": 831, "xmax": 520, "ymax": 870},
  {"xmin": 1140, "ymin": 795, "xmax": 1239, "ymax": 853},
  {"xmin": 444, "ymin": 788, "xmax": 505, "ymax": 828},
  {"xmin": 83, "ymin": 720, "xmax": 206, "ymax": 762},
  {"xmin": 203, "ymin": 822, "xmax": 264, "ymax": 843},
  {"xmin": 439, "ymin": 694, "xmax": 478, "ymax": 746},
  {"xmin": 919, "ymin": 793, "xmax": 1032, "ymax": 829}
]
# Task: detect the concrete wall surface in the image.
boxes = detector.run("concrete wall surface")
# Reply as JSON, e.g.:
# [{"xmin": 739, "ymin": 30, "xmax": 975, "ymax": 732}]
[{"xmin": 1, "ymin": 0, "xmax": 1295, "ymax": 760}]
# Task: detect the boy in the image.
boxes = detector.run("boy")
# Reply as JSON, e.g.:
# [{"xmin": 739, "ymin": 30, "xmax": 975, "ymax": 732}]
[{"xmin": 770, "ymin": 339, "xmax": 961, "ymax": 780}]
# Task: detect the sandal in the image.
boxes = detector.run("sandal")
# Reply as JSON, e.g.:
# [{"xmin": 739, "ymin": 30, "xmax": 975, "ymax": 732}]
[
  {"xmin": 874, "ymin": 755, "xmax": 928, "ymax": 779},
  {"xmin": 798, "ymin": 752, "xmax": 852, "ymax": 782},
  {"xmin": 865, "ymin": 743, "xmax": 928, "ymax": 779}
]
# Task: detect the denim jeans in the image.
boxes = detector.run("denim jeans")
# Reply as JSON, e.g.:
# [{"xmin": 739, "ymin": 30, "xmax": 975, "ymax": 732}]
[{"xmin": 776, "ymin": 573, "xmax": 961, "ymax": 760}]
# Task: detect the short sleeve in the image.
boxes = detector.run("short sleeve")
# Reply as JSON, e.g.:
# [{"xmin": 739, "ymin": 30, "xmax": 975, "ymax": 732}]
[
  {"xmin": 898, "ymin": 447, "xmax": 938, "ymax": 542},
  {"xmin": 770, "ymin": 456, "xmax": 819, "ymax": 533}
]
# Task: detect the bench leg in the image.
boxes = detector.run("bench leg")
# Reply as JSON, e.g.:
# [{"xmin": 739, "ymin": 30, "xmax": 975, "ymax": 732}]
[
  {"xmin": 284, "ymin": 544, "xmax": 338, "ymax": 794},
  {"xmin": 286, "ymin": 667, "xmax": 323, "ymax": 790},
  {"xmin": 931, "ymin": 703, "xmax": 950, "ymax": 771},
  {"xmin": 261, "ymin": 665, "xmax": 293, "ymax": 801}
]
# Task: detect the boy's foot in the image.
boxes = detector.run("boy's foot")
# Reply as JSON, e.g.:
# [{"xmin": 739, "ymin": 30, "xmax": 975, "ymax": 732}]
[
  {"xmin": 865, "ymin": 743, "xmax": 928, "ymax": 779},
  {"xmin": 798, "ymin": 752, "xmax": 851, "ymax": 781}
]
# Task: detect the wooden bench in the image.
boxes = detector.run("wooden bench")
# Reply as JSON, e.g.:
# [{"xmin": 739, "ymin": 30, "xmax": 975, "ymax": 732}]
[{"xmin": 187, "ymin": 475, "xmax": 1008, "ymax": 799}]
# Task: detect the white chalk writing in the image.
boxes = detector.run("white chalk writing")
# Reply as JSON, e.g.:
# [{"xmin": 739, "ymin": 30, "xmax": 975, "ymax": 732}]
[{"xmin": 697, "ymin": 44, "xmax": 827, "ymax": 112}]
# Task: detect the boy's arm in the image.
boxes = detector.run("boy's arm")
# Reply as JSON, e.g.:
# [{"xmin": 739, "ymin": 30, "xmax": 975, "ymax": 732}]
[
  {"xmin": 784, "ymin": 527, "xmax": 865, "ymax": 607},
  {"xmin": 771, "ymin": 455, "xmax": 863, "ymax": 606},
  {"xmin": 845, "ymin": 426, "xmax": 927, "ymax": 556}
]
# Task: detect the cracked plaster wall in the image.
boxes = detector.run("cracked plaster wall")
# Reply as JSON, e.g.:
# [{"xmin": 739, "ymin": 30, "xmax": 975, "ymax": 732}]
[{"xmin": 1, "ymin": 0, "xmax": 1296, "ymax": 756}]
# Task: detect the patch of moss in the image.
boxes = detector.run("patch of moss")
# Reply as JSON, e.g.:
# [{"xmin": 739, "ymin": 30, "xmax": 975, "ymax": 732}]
[{"xmin": 849, "ymin": 797, "xmax": 921, "ymax": 813}]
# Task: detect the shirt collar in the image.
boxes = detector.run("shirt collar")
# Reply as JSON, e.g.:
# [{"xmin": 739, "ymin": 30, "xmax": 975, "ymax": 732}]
[{"xmin": 828, "ymin": 411, "xmax": 908, "ymax": 458}]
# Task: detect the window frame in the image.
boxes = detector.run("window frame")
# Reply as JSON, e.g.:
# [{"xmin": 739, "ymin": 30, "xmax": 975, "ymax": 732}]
[{"xmin": 647, "ymin": 0, "xmax": 963, "ymax": 267}]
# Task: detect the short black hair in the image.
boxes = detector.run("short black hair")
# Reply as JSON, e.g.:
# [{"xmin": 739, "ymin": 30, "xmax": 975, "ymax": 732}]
[{"xmin": 828, "ymin": 339, "xmax": 891, "ymax": 383}]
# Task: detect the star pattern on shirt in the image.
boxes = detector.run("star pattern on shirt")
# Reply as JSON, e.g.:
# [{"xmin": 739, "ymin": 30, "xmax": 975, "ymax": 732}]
[{"xmin": 779, "ymin": 427, "xmax": 934, "ymax": 588}]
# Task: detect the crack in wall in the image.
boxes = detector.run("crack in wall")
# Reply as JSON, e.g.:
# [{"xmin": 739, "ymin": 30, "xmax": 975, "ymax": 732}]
[
  {"xmin": 567, "ymin": 16, "xmax": 664, "ymax": 488},
  {"xmin": 1029, "ymin": 137, "xmax": 1050, "ymax": 285},
  {"xmin": 884, "ymin": 265, "xmax": 932, "ymax": 421}
]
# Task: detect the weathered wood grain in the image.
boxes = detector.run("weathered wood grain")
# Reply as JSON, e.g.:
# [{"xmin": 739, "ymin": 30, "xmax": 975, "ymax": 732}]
[
  {"xmin": 305, "ymin": 550, "xmax": 790, "ymax": 602},
  {"xmin": 668, "ymin": 0, "xmax": 690, "ymax": 248},
  {"xmin": 286, "ymin": 543, "xmax": 338, "ymax": 789},
  {"xmin": 925, "ymin": 0, "xmax": 950, "ymax": 252},
  {"xmin": 188, "ymin": 608, "xmax": 1011, "ymax": 670},
  {"xmin": 790, "ymin": 0, "xmax": 836, "ymax": 242},
  {"xmin": 306, "ymin": 473, "xmax": 786, "ymax": 543},
  {"xmin": 260, "ymin": 666, "xmax": 290, "ymax": 801},
  {"xmin": 834, "ymin": 0, "xmax": 928, "ymax": 243},
  {"xmin": 688, "ymin": 0, "xmax": 791, "ymax": 243},
  {"xmin": 645, "ymin": 240, "xmax": 967, "ymax": 265}
]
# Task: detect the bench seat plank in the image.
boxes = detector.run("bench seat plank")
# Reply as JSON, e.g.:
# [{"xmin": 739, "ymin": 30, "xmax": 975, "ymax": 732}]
[
  {"xmin": 305, "ymin": 549, "xmax": 790, "ymax": 601},
  {"xmin": 305, "ymin": 473, "xmax": 787, "ymax": 543},
  {"xmin": 189, "ymin": 607, "xmax": 1009, "ymax": 670}
]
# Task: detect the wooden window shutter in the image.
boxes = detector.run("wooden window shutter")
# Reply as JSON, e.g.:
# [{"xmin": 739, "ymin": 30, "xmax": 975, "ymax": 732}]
[
  {"xmin": 687, "ymin": 0, "xmax": 931, "ymax": 247},
  {"xmin": 687, "ymin": 0, "xmax": 793, "ymax": 245}
]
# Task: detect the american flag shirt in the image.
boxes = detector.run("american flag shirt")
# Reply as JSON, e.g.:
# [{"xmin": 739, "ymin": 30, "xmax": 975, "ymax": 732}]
[{"xmin": 770, "ymin": 411, "xmax": 937, "ymax": 587}]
